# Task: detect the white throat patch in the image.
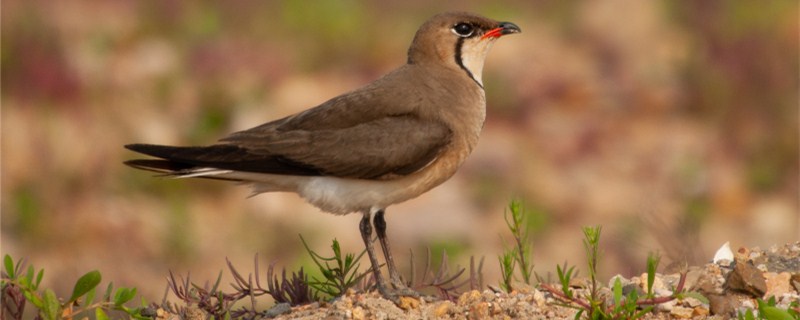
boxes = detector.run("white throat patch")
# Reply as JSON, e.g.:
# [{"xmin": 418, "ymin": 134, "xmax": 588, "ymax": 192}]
[{"xmin": 459, "ymin": 39, "xmax": 496, "ymax": 86}]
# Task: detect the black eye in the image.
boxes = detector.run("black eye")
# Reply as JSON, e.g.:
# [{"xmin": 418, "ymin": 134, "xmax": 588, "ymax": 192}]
[{"xmin": 451, "ymin": 23, "xmax": 474, "ymax": 37}]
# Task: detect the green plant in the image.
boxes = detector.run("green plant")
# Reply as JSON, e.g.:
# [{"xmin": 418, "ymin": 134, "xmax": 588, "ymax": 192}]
[
  {"xmin": 300, "ymin": 234, "xmax": 483, "ymax": 301},
  {"xmin": 1, "ymin": 254, "xmax": 148, "ymax": 320},
  {"xmin": 582, "ymin": 225, "xmax": 602, "ymax": 315},
  {"xmin": 498, "ymin": 250, "xmax": 516, "ymax": 292},
  {"xmin": 497, "ymin": 199, "xmax": 535, "ymax": 292},
  {"xmin": 556, "ymin": 262, "xmax": 578, "ymax": 300},
  {"xmin": 644, "ymin": 252, "xmax": 659, "ymax": 299},
  {"xmin": 300, "ymin": 235, "xmax": 369, "ymax": 298},
  {"xmin": 737, "ymin": 296, "xmax": 800, "ymax": 320},
  {"xmin": 541, "ymin": 226, "xmax": 706, "ymax": 320}
]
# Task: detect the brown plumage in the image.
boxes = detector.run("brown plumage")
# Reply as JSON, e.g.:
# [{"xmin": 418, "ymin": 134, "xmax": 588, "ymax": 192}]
[{"xmin": 125, "ymin": 11, "xmax": 519, "ymax": 301}]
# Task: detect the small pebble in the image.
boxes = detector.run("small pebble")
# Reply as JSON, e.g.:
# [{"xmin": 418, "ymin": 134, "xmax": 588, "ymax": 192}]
[{"xmin": 670, "ymin": 306, "xmax": 694, "ymax": 319}]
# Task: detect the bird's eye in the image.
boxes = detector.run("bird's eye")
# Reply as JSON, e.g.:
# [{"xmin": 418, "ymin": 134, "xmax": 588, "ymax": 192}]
[{"xmin": 451, "ymin": 23, "xmax": 474, "ymax": 37}]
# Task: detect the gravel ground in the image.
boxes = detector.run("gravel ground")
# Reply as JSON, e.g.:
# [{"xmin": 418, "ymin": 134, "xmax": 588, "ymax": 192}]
[
  {"xmin": 271, "ymin": 242, "xmax": 799, "ymax": 319},
  {"xmin": 154, "ymin": 242, "xmax": 799, "ymax": 319}
]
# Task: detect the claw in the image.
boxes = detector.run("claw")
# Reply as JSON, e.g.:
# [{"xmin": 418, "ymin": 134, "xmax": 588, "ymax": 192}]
[{"xmin": 376, "ymin": 285, "xmax": 421, "ymax": 308}]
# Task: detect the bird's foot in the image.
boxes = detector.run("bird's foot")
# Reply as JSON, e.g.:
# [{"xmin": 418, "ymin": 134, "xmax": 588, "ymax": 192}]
[
  {"xmin": 389, "ymin": 275, "xmax": 411, "ymax": 292},
  {"xmin": 377, "ymin": 284, "xmax": 421, "ymax": 306}
]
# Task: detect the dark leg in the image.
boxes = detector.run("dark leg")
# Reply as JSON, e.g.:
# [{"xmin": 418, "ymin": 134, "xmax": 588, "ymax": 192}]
[
  {"xmin": 373, "ymin": 210, "xmax": 404, "ymax": 288},
  {"xmin": 359, "ymin": 211, "xmax": 392, "ymax": 299},
  {"xmin": 374, "ymin": 210, "xmax": 418, "ymax": 296}
]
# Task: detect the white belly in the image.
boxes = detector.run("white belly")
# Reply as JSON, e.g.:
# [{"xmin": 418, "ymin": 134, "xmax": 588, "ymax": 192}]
[{"xmin": 215, "ymin": 171, "xmax": 422, "ymax": 215}]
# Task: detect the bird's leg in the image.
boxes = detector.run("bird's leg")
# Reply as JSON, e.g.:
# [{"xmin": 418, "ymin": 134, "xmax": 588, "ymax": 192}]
[
  {"xmin": 373, "ymin": 209, "xmax": 404, "ymax": 288},
  {"xmin": 359, "ymin": 211, "xmax": 392, "ymax": 299},
  {"xmin": 374, "ymin": 209, "xmax": 418, "ymax": 297}
]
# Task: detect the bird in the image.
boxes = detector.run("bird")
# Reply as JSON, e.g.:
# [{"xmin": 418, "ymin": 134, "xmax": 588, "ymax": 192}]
[{"xmin": 125, "ymin": 11, "xmax": 520, "ymax": 301}]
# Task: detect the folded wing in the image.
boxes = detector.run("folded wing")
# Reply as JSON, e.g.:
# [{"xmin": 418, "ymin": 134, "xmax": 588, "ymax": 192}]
[{"xmin": 125, "ymin": 115, "xmax": 451, "ymax": 180}]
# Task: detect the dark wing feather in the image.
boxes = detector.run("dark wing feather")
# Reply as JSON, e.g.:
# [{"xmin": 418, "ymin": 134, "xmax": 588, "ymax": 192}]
[
  {"xmin": 124, "ymin": 144, "xmax": 323, "ymax": 176},
  {"xmin": 221, "ymin": 114, "xmax": 451, "ymax": 179},
  {"xmin": 125, "ymin": 115, "xmax": 451, "ymax": 179}
]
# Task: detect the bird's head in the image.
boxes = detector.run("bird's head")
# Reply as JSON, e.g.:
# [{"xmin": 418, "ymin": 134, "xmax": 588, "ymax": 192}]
[{"xmin": 407, "ymin": 12, "xmax": 521, "ymax": 86}]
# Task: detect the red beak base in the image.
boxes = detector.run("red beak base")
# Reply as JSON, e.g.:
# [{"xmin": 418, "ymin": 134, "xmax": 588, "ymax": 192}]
[{"xmin": 481, "ymin": 27, "xmax": 505, "ymax": 40}]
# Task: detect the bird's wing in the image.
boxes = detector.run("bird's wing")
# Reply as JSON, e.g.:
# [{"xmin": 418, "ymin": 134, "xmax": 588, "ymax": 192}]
[
  {"xmin": 223, "ymin": 114, "xmax": 452, "ymax": 179},
  {"xmin": 126, "ymin": 115, "xmax": 451, "ymax": 180}
]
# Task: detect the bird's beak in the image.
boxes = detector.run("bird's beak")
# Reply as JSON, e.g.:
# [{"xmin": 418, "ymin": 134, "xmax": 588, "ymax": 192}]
[{"xmin": 481, "ymin": 21, "xmax": 521, "ymax": 40}]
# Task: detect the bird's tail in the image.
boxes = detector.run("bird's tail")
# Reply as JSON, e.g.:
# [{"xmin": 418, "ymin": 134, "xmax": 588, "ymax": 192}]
[{"xmin": 124, "ymin": 144, "xmax": 237, "ymax": 180}]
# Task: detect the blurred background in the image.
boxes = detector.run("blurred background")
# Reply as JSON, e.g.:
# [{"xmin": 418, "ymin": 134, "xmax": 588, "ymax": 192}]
[{"xmin": 2, "ymin": 0, "xmax": 798, "ymax": 303}]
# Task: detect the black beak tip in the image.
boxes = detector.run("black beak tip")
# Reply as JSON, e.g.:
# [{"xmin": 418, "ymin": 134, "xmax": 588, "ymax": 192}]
[{"xmin": 499, "ymin": 21, "xmax": 521, "ymax": 35}]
